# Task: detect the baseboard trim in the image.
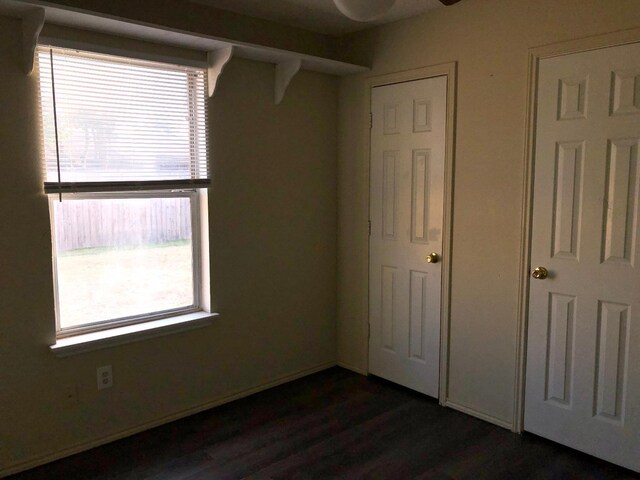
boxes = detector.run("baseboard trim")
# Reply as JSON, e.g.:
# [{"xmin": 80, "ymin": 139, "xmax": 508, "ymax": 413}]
[
  {"xmin": 336, "ymin": 361, "xmax": 368, "ymax": 375},
  {"xmin": 445, "ymin": 400, "xmax": 513, "ymax": 430},
  {"xmin": 1, "ymin": 361, "xmax": 336, "ymax": 478}
]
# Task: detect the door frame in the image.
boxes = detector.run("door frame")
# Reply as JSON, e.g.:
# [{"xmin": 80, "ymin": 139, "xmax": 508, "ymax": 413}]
[
  {"xmin": 515, "ymin": 27, "xmax": 640, "ymax": 433},
  {"xmin": 363, "ymin": 62, "xmax": 457, "ymax": 404}
]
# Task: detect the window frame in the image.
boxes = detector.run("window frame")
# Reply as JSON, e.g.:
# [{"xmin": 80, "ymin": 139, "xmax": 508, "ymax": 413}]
[
  {"xmin": 50, "ymin": 189, "xmax": 204, "ymax": 339},
  {"xmin": 35, "ymin": 42, "xmax": 212, "ymax": 341}
]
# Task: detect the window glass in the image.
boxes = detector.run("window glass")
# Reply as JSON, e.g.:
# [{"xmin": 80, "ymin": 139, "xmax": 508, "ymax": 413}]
[{"xmin": 52, "ymin": 195, "xmax": 196, "ymax": 330}]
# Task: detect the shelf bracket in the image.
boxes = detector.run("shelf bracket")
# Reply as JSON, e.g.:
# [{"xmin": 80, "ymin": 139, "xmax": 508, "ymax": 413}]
[
  {"xmin": 22, "ymin": 7, "xmax": 45, "ymax": 75},
  {"xmin": 275, "ymin": 59, "xmax": 301, "ymax": 105},
  {"xmin": 207, "ymin": 45, "xmax": 234, "ymax": 98}
]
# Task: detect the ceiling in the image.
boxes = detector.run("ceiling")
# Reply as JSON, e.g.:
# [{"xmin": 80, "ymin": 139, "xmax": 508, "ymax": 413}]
[{"xmin": 190, "ymin": 0, "xmax": 446, "ymax": 36}]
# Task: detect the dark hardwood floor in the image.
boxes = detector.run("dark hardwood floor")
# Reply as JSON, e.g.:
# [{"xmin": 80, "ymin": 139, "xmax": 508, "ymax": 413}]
[{"xmin": 9, "ymin": 367, "xmax": 639, "ymax": 479}]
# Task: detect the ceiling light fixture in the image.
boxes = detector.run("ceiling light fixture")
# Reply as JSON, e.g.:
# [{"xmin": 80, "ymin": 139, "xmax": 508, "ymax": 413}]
[{"xmin": 332, "ymin": 0, "xmax": 397, "ymax": 22}]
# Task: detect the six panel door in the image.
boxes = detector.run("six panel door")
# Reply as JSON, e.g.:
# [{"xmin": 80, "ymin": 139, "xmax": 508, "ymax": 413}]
[
  {"xmin": 368, "ymin": 76, "xmax": 447, "ymax": 397},
  {"xmin": 525, "ymin": 41, "xmax": 640, "ymax": 473}
]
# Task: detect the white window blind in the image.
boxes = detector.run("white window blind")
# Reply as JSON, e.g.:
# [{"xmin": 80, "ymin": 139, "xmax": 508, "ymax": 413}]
[{"xmin": 37, "ymin": 46, "xmax": 209, "ymax": 193}]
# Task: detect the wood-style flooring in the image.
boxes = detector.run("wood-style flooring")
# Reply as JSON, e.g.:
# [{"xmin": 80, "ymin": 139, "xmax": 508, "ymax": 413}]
[{"xmin": 8, "ymin": 367, "xmax": 639, "ymax": 479}]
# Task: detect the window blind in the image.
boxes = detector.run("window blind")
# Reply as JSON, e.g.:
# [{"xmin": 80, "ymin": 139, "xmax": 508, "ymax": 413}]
[{"xmin": 37, "ymin": 46, "xmax": 209, "ymax": 194}]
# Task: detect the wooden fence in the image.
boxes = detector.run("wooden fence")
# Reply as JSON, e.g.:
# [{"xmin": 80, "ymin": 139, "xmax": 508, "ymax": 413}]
[{"xmin": 54, "ymin": 197, "xmax": 192, "ymax": 252}]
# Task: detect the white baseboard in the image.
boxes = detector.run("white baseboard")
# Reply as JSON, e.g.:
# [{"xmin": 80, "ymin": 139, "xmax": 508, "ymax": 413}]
[
  {"xmin": 445, "ymin": 400, "xmax": 513, "ymax": 430},
  {"xmin": 336, "ymin": 361, "xmax": 368, "ymax": 375},
  {"xmin": 1, "ymin": 361, "xmax": 336, "ymax": 478}
]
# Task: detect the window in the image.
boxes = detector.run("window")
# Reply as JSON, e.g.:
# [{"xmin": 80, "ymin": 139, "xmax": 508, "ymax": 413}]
[{"xmin": 37, "ymin": 46, "xmax": 210, "ymax": 337}]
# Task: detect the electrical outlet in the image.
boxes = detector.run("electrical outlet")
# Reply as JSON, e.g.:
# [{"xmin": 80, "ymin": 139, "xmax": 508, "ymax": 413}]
[{"xmin": 96, "ymin": 365, "xmax": 113, "ymax": 390}]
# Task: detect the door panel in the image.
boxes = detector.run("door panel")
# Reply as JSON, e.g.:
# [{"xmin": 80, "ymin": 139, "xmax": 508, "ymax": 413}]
[
  {"xmin": 525, "ymin": 41, "xmax": 640, "ymax": 473},
  {"xmin": 369, "ymin": 76, "xmax": 447, "ymax": 397}
]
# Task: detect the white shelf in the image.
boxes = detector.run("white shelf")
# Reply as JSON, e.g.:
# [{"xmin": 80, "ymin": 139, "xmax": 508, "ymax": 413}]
[{"xmin": 0, "ymin": 0, "xmax": 369, "ymax": 76}]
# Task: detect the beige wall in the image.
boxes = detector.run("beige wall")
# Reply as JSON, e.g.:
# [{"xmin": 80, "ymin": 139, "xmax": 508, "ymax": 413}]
[
  {"xmin": 0, "ymin": 15, "xmax": 337, "ymax": 474},
  {"xmin": 336, "ymin": 0, "xmax": 640, "ymax": 426}
]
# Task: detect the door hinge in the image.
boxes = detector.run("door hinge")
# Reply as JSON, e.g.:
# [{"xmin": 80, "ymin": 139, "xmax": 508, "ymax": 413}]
[
  {"xmin": 368, "ymin": 220, "xmax": 372, "ymax": 236},
  {"xmin": 369, "ymin": 112, "xmax": 373, "ymax": 129},
  {"xmin": 367, "ymin": 322, "xmax": 371, "ymax": 339}
]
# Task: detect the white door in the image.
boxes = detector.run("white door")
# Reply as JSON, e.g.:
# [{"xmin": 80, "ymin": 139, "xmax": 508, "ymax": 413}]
[
  {"xmin": 525, "ymin": 41, "xmax": 640, "ymax": 473},
  {"xmin": 369, "ymin": 76, "xmax": 447, "ymax": 397}
]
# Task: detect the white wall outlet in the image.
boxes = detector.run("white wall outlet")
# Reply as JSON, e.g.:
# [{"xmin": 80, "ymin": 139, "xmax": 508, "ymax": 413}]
[{"xmin": 96, "ymin": 365, "xmax": 113, "ymax": 390}]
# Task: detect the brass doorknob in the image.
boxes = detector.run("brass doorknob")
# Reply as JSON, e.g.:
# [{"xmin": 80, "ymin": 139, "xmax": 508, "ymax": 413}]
[
  {"xmin": 531, "ymin": 266, "xmax": 549, "ymax": 280},
  {"xmin": 426, "ymin": 253, "xmax": 440, "ymax": 264}
]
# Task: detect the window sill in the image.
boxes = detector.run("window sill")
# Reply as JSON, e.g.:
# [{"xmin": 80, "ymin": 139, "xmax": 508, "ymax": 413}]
[{"xmin": 50, "ymin": 311, "xmax": 218, "ymax": 357}]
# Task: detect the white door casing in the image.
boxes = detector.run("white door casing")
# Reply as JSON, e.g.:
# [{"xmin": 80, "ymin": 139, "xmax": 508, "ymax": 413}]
[
  {"xmin": 525, "ymin": 41, "xmax": 640, "ymax": 473},
  {"xmin": 368, "ymin": 76, "xmax": 447, "ymax": 397}
]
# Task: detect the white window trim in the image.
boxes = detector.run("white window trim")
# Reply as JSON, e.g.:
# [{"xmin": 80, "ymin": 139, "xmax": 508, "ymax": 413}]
[{"xmin": 50, "ymin": 311, "xmax": 219, "ymax": 357}]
